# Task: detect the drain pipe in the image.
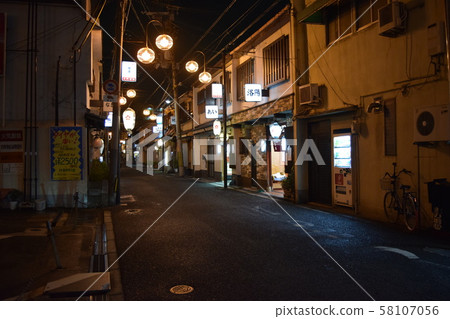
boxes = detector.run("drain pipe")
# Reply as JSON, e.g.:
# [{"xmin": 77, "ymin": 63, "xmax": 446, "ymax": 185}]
[
  {"xmin": 290, "ymin": 0, "xmax": 309, "ymax": 203},
  {"xmin": 445, "ymin": 0, "xmax": 450, "ymax": 102}
]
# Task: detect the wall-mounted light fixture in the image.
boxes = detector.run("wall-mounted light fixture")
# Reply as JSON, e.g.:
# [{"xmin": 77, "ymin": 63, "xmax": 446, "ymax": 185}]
[{"xmin": 367, "ymin": 97, "xmax": 384, "ymax": 113}]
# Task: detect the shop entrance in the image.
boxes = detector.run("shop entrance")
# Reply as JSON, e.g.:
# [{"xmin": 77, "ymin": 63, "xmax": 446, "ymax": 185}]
[{"xmin": 308, "ymin": 120, "xmax": 332, "ymax": 205}]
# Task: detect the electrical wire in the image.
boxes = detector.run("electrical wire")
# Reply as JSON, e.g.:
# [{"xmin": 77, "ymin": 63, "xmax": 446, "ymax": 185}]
[{"xmin": 179, "ymin": 0, "xmax": 237, "ymax": 63}]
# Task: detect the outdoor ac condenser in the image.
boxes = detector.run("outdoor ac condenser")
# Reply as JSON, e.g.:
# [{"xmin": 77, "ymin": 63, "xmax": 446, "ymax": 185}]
[
  {"xmin": 299, "ymin": 83, "xmax": 319, "ymax": 105},
  {"xmin": 378, "ymin": 1, "xmax": 406, "ymax": 37},
  {"xmin": 414, "ymin": 105, "xmax": 450, "ymax": 143}
]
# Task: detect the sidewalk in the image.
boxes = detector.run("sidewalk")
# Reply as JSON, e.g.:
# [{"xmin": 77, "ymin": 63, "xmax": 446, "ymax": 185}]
[{"xmin": 0, "ymin": 206, "xmax": 106, "ymax": 300}]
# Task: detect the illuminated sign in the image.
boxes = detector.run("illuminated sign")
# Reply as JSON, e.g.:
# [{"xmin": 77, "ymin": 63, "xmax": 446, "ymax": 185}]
[
  {"xmin": 121, "ymin": 61, "xmax": 137, "ymax": 82},
  {"xmin": 211, "ymin": 83, "xmax": 222, "ymax": 98},
  {"xmin": 244, "ymin": 84, "xmax": 262, "ymax": 102},
  {"xmin": 205, "ymin": 105, "xmax": 219, "ymax": 119}
]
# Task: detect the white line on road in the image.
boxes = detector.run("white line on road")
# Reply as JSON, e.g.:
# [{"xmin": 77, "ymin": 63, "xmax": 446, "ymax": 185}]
[{"xmin": 375, "ymin": 246, "xmax": 419, "ymax": 259}]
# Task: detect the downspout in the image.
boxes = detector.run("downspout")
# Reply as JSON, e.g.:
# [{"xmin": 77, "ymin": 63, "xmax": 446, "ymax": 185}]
[
  {"xmin": 290, "ymin": 0, "xmax": 309, "ymax": 203},
  {"xmin": 445, "ymin": 0, "xmax": 450, "ymax": 102}
]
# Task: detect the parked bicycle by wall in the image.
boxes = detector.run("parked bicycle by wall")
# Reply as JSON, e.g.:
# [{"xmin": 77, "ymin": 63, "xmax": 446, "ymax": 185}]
[{"xmin": 381, "ymin": 162, "xmax": 419, "ymax": 231}]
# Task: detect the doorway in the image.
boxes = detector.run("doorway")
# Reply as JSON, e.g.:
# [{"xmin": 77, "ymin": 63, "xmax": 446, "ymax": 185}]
[{"xmin": 308, "ymin": 120, "xmax": 332, "ymax": 205}]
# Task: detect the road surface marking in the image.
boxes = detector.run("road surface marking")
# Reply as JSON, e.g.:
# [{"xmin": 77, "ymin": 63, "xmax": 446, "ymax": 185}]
[{"xmin": 375, "ymin": 246, "xmax": 419, "ymax": 259}]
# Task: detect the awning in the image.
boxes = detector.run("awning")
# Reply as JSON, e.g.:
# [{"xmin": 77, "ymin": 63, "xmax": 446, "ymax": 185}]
[
  {"xmin": 295, "ymin": 105, "xmax": 358, "ymax": 119},
  {"xmin": 297, "ymin": 0, "xmax": 334, "ymax": 24},
  {"xmin": 85, "ymin": 112, "xmax": 105, "ymax": 129}
]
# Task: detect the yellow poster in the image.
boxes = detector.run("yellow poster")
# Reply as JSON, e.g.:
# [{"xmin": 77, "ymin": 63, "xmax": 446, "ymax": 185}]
[{"xmin": 50, "ymin": 127, "xmax": 83, "ymax": 181}]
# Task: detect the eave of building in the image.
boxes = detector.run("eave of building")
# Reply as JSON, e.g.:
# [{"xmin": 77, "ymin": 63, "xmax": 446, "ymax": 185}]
[
  {"xmin": 230, "ymin": 5, "xmax": 291, "ymax": 56},
  {"xmin": 297, "ymin": 0, "xmax": 333, "ymax": 24}
]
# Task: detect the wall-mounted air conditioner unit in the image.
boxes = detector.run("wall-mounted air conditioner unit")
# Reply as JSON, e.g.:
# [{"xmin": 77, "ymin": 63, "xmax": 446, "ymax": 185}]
[
  {"xmin": 414, "ymin": 105, "xmax": 450, "ymax": 143},
  {"xmin": 299, "ymin": 83, "xmax": 319, "ymax": 105},
  {"xmin": 378, "ymin": 1, "xmax": 406, "ymax": 37}
]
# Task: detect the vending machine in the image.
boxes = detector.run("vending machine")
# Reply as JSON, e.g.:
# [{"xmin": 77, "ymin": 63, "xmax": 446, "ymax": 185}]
[{"xmin": 333, "ymin": 133, "xmax": 352, "ymax": 207}]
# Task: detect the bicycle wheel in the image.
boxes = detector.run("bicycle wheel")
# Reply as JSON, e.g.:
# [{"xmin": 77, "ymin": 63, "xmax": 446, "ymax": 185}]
[
  {"xmin": 404, "ymin": 194, "xmax": 419, "ymax": 231},
  {"xmin": 383, "ymin": 191, "xmax": 398, "ymax": 223}
]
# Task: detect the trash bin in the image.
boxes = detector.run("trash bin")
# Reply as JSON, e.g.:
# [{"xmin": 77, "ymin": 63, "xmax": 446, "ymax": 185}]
[{"xmin": 427, "ymin": 178, "xmax": 450, "ymax": 230}]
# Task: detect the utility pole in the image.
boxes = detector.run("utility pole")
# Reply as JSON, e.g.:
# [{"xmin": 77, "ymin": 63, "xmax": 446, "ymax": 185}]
[
  {"xmin": 109, "ymin": 0, "xmax": 128, "ymax": 205},
  {"xmin": 222, "ymin": 52, "xmax": 228, "ymax": 189},
  {"xmin": 172, "ymin": 60, "xmax": 184, "ymax": 176},
  {"xmin": 290, "ymin": 0, "xmax": 308, "ymax": 203}
]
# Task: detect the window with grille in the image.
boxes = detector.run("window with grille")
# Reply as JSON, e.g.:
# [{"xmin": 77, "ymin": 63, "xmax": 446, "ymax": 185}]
[
  {"xmin": 263, "ymin": 35, "xmax": 289, "ymax": 87},
  {"xmin": 236, "ymin": 59, "xmax": 254, "ymax": 101},
  {"xmin": 384, "ymin": 99, "xmax": 397, "ymax": 156}
]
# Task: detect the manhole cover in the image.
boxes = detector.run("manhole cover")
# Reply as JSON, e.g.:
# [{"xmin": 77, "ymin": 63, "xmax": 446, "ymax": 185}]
[
  {"xmin": 124, "ymin": 208, "xmax": 142, "ymax": 215},
  {"xmin": 170, "ymin": 285, "xmax": 194, "ymax": 295}
]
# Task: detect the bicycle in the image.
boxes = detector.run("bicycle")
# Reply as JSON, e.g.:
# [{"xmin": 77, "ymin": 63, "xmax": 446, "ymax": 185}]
[{"xmin": 381, "ymin": 162, "xmax": 419, "ymax": 231}]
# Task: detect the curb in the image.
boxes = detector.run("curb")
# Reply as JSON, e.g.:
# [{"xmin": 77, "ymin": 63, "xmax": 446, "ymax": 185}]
[{"xmin": 104, "ymin": 210, "xmax": 124, "ymax": 301}]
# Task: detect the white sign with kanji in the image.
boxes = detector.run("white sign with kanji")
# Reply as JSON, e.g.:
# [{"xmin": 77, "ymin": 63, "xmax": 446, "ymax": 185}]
[
  {"xmin": 205, "ymin": 105, "xmax": 219, "ymax": 119},
  {"xmin": 121, "ymin": 61, "xmax": 137, "ymax": 82},
  {"xmin": 244, "ymin": 83, "xmax": 262, "ymax": 102}
]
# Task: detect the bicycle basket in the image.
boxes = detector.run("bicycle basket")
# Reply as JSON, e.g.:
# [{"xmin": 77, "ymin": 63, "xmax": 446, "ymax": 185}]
[{"xmin": 380, "ymin": 177, "xmax": 396, "ymax": 190}]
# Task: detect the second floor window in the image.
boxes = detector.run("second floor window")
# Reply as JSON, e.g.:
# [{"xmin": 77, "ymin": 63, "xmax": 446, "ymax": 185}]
[
  {"xmin": 326, "ymin": 0, "xmax": 388, "ymax": 44},
  {"xmin": 237, "ymin": 58, "xmax": 254, "ymax": 101},
  {"xmin": 263, "ymin": 35, "xmax": 290, "ymax": 87},
  {"xmin": 356, "ymin": 0, "xmax": 387, "ymax": 29}
]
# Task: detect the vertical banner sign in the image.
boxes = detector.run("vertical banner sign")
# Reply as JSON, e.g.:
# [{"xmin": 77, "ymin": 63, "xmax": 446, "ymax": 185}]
[
  {"xmin": 0, "ymin": 130, "xmax": 23, "ymax": 175},
  {"xmin": 121, "ymin": 61, "xmax": 137, "ymax": 82},
  {"xmin": 0, "ymin": 13, "xmax": 5, "ymax": 76},
  {"xmin": 50, "ymin": 127, "xmax": 83, "ymax": 181}
]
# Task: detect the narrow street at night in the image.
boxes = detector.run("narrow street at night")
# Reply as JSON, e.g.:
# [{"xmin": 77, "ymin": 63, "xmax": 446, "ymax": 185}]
[{"xmin": 112, "ymin": 168, "xmax": 450, "ymax": 301}]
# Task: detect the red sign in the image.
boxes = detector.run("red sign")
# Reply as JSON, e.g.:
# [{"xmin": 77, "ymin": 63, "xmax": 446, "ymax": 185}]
[
  {"xmin": 0, "ymin": 13, "xmax": 6, "ymax": 76},
  {"xmin": 0, "ymin": 130, "xmax": 23, "ymax": 142},
  {"xmin": 335, "ymin": 173, "xmax": 344, "ymax": 185}
]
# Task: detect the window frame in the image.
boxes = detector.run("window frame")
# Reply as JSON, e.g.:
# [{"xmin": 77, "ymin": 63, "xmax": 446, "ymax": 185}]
[
  {"xmin": 263, "ymin": 35, "xmax": 290, "ymax": 88},
  {"xmin": 236, "ymin": 58, "xmax": 254, "ymax": 101}
]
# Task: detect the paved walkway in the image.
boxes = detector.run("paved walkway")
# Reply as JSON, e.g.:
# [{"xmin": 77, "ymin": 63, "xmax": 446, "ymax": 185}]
[{"xmin": 0, "ymin": 206, "xmax": 108, "ymax": 300}]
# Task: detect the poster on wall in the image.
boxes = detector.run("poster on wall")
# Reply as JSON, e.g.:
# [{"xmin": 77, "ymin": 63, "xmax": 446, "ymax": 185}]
[
  {"xmin": 0, "ymin": 130, "xmax": 23, "ymax": 175},
  {"xmin": 50, "ymin": 127, "xmax": 83, "ymax": 181}
]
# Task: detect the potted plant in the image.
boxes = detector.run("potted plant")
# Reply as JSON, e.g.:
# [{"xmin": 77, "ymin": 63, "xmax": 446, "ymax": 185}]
[
  {"xmin": 281, "ymin": 167, "xmax": 295, "ymax": 201},
  {"xmin": 7, "ymin": 189, "xmax": 23, "ymax": 210}
]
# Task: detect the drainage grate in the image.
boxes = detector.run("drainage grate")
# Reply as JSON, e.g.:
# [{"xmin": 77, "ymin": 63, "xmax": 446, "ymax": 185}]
[{"xmin": 170, "ymin": 285, "xmax": 194, "ymax": 295}]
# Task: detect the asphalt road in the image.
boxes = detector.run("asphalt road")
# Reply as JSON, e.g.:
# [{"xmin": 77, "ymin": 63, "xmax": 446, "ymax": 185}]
[{"xmin": 111, "ymin": 168, "xmax": 450, "ymax": 301}]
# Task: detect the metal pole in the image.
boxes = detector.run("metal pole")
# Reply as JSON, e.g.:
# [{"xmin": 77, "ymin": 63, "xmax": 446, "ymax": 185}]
[
  {"xmin": 222, "ymin": 52, "xmax": 227, "ymax": 189},
  {"xmin": 73, "ymin": 49, "xmax": 76, "ymax": 126},
  {"xmin": 46, "ymin": 221, "xmax": 62, "ymax": 269},
  {"xmin": 110, "ymin": 0, "xmax": 127, "ymax": 205},
  {"xmin": 55, "ymin": 56, "xmax": 60, "ymax": 126},
  {"xmin": 172, "ymin": 61, "xmax": 184, "ymax": 176}
]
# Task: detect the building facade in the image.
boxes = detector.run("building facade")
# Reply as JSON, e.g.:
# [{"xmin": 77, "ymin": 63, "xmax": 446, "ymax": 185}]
[
  {"xmin": 0, "ymin": 0, "xmax": 103, "ymax": 207},
  {"xmin": 295, "ymin": 0, "xmax": 450, "ymax": 226}
]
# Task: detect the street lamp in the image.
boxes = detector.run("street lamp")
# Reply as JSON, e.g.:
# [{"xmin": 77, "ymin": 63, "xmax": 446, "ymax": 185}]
[
  {"xmin": 126, "ymin": 89, "xmax": 136, "ymax": 98},
  {"xmin": 143, "ymin": 108, "xmax": 151, "ymax": 116},
  {"xmin": 119, "ymin": 96, "xmax": 127, "ymax": 105},
  {"xmin": 185, "ymin": 51, "xmax": 211, "ymax": 84},
  {"xmin": 137, "ymin": 20, "xmax": 173, "ymax": 64}
]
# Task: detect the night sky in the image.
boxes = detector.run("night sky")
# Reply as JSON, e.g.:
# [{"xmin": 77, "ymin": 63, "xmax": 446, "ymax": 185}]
[{"xmin": 100, "ymin": 0, "xmax": 289, "ymax": 128}]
